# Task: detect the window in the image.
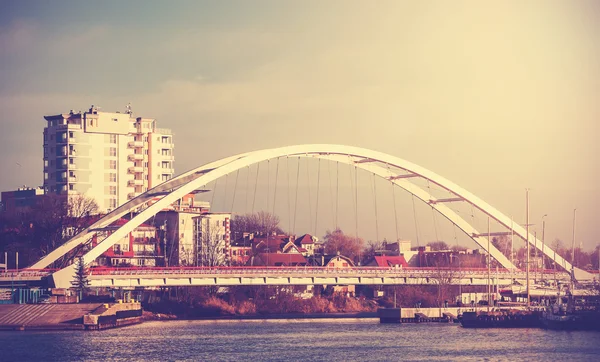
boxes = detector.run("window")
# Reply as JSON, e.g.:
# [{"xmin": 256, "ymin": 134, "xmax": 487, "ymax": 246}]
[
  {"xmin": 69, "ymin": 131, "xmax": 74, "ymax": 138},
  {"xmin": 69, "ymin": 184, "xmax": 74, "ymax": 190},
  {"xmin": 109, "ymin": 173, "xmax": 117, "ymax": 182},
  {"xmin": 109, "ymin": 199, "xmax": 117, "ymax": 208},
  {"xmin": 112, "ymin": 118, "xmax": 118, "ymax": 122},
  {"xmin": 109, "ymin": 134, "xmax": 117, "ymax": 144},
  {"xmin": 109, "ymin": 160, "xmax": 117, "ymax": 169},
  {"xmin": 69, "ymin": 158, "xmax": 74, "ymax": 165},
  {"xmin": 109, "ymin": 147, "xmax": 117, "ymax": 157},
  {"xmin": 109, "ymin": 186, "xmax": 117, "ymax": 195}
]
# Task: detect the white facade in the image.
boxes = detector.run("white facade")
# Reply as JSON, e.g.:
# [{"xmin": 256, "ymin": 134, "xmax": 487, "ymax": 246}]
[
  {"xmin": 193, "ymin": 213, "xmax": 231, "ymax": 266},
  {"xmin": 43, "ymin": 105, "xmax": 174, "ymax": 212}
]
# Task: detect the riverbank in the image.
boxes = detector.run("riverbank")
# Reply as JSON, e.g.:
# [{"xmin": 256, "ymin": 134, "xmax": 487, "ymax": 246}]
[
  {"xmin": 143, "ymin": 310, "xmax": 377, "ymax": 321},
  {"xmin": 0, "ymin": 302, "xmax": 143, "ymax": 331}
]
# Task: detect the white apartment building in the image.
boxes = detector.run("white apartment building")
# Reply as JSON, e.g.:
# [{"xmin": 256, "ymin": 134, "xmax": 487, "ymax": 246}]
[
  {"xmin": 193, "ymin": 213, "xmax": 231, "ymax": 267},
  {"xmin": 43, "ymin": 105, "xmax": 175, "ymax": 212}
]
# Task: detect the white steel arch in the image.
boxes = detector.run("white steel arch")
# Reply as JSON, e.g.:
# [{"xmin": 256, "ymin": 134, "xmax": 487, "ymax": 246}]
[{"xmin": 40, "ymin": 145, "xmax": 591, "ymax": 287}]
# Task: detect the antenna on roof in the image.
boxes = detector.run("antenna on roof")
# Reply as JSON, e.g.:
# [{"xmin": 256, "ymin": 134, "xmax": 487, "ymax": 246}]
[{"xmin": 126, "ymin": 102, "xmax": 132, "ymax": 115}]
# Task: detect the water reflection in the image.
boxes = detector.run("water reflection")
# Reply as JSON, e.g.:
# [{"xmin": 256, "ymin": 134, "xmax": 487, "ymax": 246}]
[{"xmin": 2, "ymin": 319, "xmax": 599, "ymax": 361}]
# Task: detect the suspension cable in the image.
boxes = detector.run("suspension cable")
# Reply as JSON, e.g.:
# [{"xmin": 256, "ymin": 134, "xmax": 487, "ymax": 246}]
[
  {"xmin": 245, "ymin": 166, "xmax": 250, "ymax": 214},
  {"xmin": 293, "ymin": 157, "xmax": 301, "ymax": 234},
  {"xmin": 251, "ymin": 163, "xmax": 260, "ymax": 213},
  {"xmin": 354, "ymin": 161, "xmax": 359, "ymax": 243},
  {"xmin": 210, "ymin": 178, "xmax": 218, "ymax": 209},
  {"xmin": 411, "ymin": 194, "xmax": 420, "ymax": 246},
  {"xmin": 336, "ymin": 161, "xmax": 340, "ymax": 229},
  {"xmin": 272, "ymin": 158, "xmax": 279, "ymax": 218},
  {"xmin": 266, "ymin": 159, "xmax": 270, "ymax": 212},
  {"xmin": 286, "ymin": 157, "xmax": 291, "ymax": 233},
  {"xmin": 327, "ymin": 156, "xmax": 335, "ymax": 228},
  {"xmin": 314, "ymin": 158, "xmax": 321, "ymax": 236},
  {"xmin": 389, "ymin": 164, "xmax": 399, "ymax": 242},
  {"xmin": 372, "ymin": 172, "xmax": 379, "ymax": 243},
  {"xmin": 230, "ymin": 169, "xmax": 239, "ymax": 212},
  {"xmin": 306, "ymin": 155, "xmax": 313, "ymax": 233},
  {"xmin": 223, "ymin": 173, "xmax": 229, "ymax": 210}
]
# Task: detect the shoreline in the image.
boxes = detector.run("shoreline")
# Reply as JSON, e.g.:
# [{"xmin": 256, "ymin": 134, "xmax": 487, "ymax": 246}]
[{"xmin": 146, "ymin": 311, "xmax": 378, "ymax": 321}]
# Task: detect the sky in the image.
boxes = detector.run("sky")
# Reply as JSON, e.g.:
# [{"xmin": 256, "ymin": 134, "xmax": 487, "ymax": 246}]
[{"xmin": 0, "ymin": 0, "xmax": 598, "ymax": 250}]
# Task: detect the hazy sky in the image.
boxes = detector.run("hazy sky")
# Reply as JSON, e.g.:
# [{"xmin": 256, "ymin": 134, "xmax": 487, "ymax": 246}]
[{"xmin": 0, "ymin": 1, "xmax": 598, "ymax": 250}]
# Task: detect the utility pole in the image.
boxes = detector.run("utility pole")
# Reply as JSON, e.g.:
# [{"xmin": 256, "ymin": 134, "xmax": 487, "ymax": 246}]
[{"xmin": 526, "ymin": 189, "xmax": 530, "ymax": 307}]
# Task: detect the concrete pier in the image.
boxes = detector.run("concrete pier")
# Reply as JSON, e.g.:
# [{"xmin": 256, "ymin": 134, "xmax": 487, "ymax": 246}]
[{"xmin": 378, "ymin": 307, "xmax": 490, "ymax": 323}]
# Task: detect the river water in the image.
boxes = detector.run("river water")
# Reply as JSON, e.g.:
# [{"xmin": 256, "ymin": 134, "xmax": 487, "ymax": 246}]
[{"xmin": 2, "ymin": 319, "xmax": 599, "ymax": 361}]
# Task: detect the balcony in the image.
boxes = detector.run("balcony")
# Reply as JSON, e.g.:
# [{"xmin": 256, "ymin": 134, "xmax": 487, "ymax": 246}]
[
  {"xmin": 68, "ymin": 176, "xmax": 77, "ymax": 182},
  {"xmin": 128, "ymin": 141, "xmax": 143, "ymax": 148},
  {"xmin": 128, "ymin": 179, "xmax": 144, "ymax": 187},
  {"xmin": 128, "ymin": 166, "xmax": 143, "ymax": 174},
  {"xmin": 128, "ymin": 154, "xmax": 144, "ymax": 161},
  {"xmin": 127, "ymin": 192, "xmax": 137, "ymax": 199},
  {"xmin": 154, "ymin": 128, "xmax": 172, "ymax": 135}
]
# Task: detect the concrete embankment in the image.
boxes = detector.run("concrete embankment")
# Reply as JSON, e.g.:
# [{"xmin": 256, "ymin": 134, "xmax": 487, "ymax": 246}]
[
  {"xmin": 378, "ymin": 307, "xmax": 491, "ymax": 323},
  {"xmin": 0, "ymin": 302, "xmax": 142, "ymax": 331},
  {"xmin": 176, "ymin": 312, "xmax": 378, "ymax": 321}
]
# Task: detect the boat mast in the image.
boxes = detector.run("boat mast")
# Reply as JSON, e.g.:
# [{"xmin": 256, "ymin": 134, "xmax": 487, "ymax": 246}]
[
  {"xmin": 487, "ymin": 216, "xmax": 491, "ymax": 311},
  {"xmin": 526, "ymin": 188, "xmax": 530, "ymax": 307},
  {"xmin": 534, "ymin": 231, "xmax": 538, "ymax": 283},
  {"xmin": 571, "ymin": 209, "xmax": 577, "ymax": 272},
  {"xmin": 510, "ymin": 217, "xmax": 514, "ymax": 281},
  {"xmin": 541, "ymin": 215, "xmax": 546, "ymax": 284}
]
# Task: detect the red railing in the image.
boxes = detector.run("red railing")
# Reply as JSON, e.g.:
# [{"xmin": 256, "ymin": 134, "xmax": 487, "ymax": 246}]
[{"xmin": 85, "ymin": 266, "xmax": 526, "ymax": 277}]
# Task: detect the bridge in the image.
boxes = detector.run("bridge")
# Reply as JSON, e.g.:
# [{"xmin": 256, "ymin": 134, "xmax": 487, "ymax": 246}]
[
  {"xmin": 8, "ymin": 144, "xmax": 595, "ymax": 288},
  {"xmin": 0, "ymin": 267, "xmax": 572, "ymax": 288}
]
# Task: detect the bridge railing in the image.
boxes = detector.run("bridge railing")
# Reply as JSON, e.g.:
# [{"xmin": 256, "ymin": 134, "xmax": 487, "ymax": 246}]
[
  {"xmin": 86, "ymin": 266, "xmax": 531, "ymax": 277},
  {"xmin": 0, "ymin": 269, "xmax": 57, "ymax": 278}
]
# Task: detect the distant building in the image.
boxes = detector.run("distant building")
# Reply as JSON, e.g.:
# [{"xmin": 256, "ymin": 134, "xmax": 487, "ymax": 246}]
[
  {"xmin": 294, "ymin": 234, "xmax": 318, "ymax": 256},
  {"xmin": 193, "ymin": 213, "xmax": 231, "ymax": 266},
  {"xmin": 0, "ymin": 187, "xmax": 45, "ymax": 213},
  {"xmin": 92, "ymin": 218, "xmax": 162, "ymax": 267},
  {"xmin": 251, "ymin": 253, "xmax": 308, "ymax": 267},
  {"xmin": 365, "ymin": 255, "xmax": 408, "ymax": 268},
  {"xmin": 43, "ymin": 105, "xmax": 174, "ymax": 213},
  {"xmin": 152, "ymin": 202, "xmax": 231, "ymax": 266},
  {"xmin": 230, "ymin": 233, "xmax": 253, "ymax": 265}
]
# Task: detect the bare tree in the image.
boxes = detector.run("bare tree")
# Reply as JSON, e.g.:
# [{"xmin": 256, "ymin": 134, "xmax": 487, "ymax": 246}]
[
  {"xmin": 196, "ymin": 218, "xmax": 227, "ymax": 267},
  {"xmin": 231, "ymin": 211, "xmax": 283, "ymax": 237},
  {"xmin": 430, "ymin": 260, "xmax": 463, "ymax": 307},
  {"xmin": 426, "ymin": 241, "xmax": 449, "ymax": 251},
  {"xmin": 323, "ymin": 228, "xmax": 364, "ymax": 262}
]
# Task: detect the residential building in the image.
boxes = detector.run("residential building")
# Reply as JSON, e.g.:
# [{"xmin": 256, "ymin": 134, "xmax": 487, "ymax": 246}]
[
  {"xmin": 193, "ymin": 213, "xmax": 231, "ymax": 266},
  {"xmin": 0, "ymin": 187, "xmax": 45, "ymax": 213},
  {"xmin": 92, "ymin": 218, "xmax": 162, "ymax": 267},
  {"xmin": 294, "ymin": 234, "xmax": 318, "ymax": 256},
  {"xmin": 153, "ymin": 210, "xmax": 200, "ymax": 266},
  {"xmin": 251, "ymin": 253, "xmax": 308, "ymax": 267},
  {"xmin": 365, "ymin": 255, "xmax": 408, "ymax": 268},
  {"xmin": 230, "ymin": 233, "xmax": 253, "ymax": 265},
  {"xmin": 153, "ymin": 205, "xmax": 231, "ymax": 266},
  {"xmin": 43, "ymin": 105, "xmax": 174, "ymax": 213}
]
